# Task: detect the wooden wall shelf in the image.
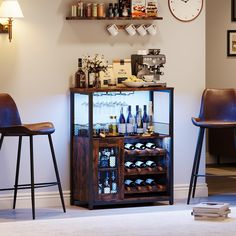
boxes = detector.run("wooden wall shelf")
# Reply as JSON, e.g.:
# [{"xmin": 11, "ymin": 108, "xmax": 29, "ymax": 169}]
[{"xmin": 66, "ymin": 16, "xmax": 163, "ymax": 20}]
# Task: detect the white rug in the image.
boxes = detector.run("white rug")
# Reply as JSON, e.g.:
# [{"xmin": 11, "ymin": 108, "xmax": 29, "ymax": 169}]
[{"xmin": 0, "ymin": 207, "xmax": 236, "ymax": 236}]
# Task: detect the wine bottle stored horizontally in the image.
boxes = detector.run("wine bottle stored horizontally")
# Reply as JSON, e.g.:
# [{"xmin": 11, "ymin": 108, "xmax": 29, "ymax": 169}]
[
  {"xmin": 135, "ymin": 178, "xmax": 146, "ymax": 186},
  {"xmin": 135, "ymin": 143, "xmax": 146, "ymax": 150},
  {"xmin": 124, "ymin": 143, "xmax": 135, "ymax": 150},
  {"xmin": 145, "ymin": 178, "xmax": 156, "ymax": 186},
  {"xmin": 124, "ymin": 179, "xmax": 136, "ymax": 187},
  {"xmin": 75, "ymin": 58, "xmax": 86, "ymax": 88},
  {"xmin": 145, "ymin": 142, "xmax": 157, "ymax": 149},
  {"xmin": 145, "ymin": 160, "xmax": 157, "ymax": 168},
  {"xmin": 124, "ymin": 161, "xmax": 136, "ymax": 169},
  {"xmin": 135, "ymin": 160, "xmax": 146, "ymax": 168}
]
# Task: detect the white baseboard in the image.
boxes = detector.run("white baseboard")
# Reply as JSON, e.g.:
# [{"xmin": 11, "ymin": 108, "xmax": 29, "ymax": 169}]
[
  {"xmin": 0, "ymin": 190, "xmax": 70, "ymax": 209},
  {"xmin": 174, "ymin": 183, "xmax": 208, "ymax": 199},
  {"xmin": 0, "ymin": 184, "xmax": 208, "ymax": 209}
]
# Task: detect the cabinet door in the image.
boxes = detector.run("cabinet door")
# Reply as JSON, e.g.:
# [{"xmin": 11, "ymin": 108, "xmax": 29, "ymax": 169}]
[{"xmin": 93, "ymin": 138, "xmax": 124, "ymax": 202}]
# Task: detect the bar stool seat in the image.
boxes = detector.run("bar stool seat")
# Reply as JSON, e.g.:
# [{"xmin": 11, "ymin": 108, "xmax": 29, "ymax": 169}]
[
  {"xmin": 0, "ymin": 93, "xmax": 66, "ymax": 219},
  {"xmin": 187, "ymin": 88, "xmax": 236, "ymax": 204}
]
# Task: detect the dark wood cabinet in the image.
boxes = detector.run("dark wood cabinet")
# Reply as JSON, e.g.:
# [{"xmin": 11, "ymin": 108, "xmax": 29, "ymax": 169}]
[{"xmin": 70, "ymin": 87, "xmax": 174, "ymax": 209}]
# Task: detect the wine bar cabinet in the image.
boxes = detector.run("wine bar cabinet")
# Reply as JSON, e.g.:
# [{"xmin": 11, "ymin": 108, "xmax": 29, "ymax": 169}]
[{"xmin": 70, "ymin": 87, "xmax": 174, "ymax": 209}]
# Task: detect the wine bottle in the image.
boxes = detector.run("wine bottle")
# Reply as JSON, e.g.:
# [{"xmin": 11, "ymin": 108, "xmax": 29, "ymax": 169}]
[
  {"xmin": 135, "ymin": 178, "xmax": 146, "ymax": 186},
  {"xmin": 135, "ymin": 142, "xmax": 146, "ymax": 150},
  {"xmin": 118, "ymin": 107, "xmax": 126, "ymax": 134},
  {"xmin": 109, "ymin": 148, "xmax": 116, "ymax": 168},
  {"xmin": 124, "ymin": 143, "xmax": 135, "ymax": 150},
  {"xmin": 113, "ymin": 3, "xmax": 119, "ymax": 17},
  {"xmin": 124, "ymin": 161, "xmax": 136, "ymax": 169},
  {"xmin": 135, "ymin": 160, "xmax": 146, "ymax": 168},
  {"xmin": 134, "ymin": 105, "xmax": 139, "ymax": 133},
  {"xmin": 145, "ymin": 178, "xmax": 156, "ymax": 186},
  {"xmin": 111, "ymin": 171, "xmax": 117, "ymax": 193},
  {"xmin": 145, "ymin": 160, "xmax": 157, "ymax": 168},
  {"xmin": 126, "ymin": 105, "xmax": 134, "ymax": 135},
  {"xmin": 98, "ymin": 172, "xmax": 103, "ymax": 194},
  {"xmin": 124, "ymin": 179, "xmax": 136, "ymax": 187},
  {"xmin": 136, "ymin": 108, "xmax": 143, "ymax": 134},
  {"xmin": 103, "ymin": 172, "xmax": 111, "ymax": 194},
  {"xmin": 148, "ymin": 101, "xmax": 154, "ymax": 132},
  {"xmin": 142, "ymin": 105, "xmax": 149, "ymax": 133},
  {"xmin": 75, "ymin": 58, "xmax": 86, "ymax": 88},
  {"xmin": 145, "ymin": 142, "xmax": 157, "ymax": 149}
]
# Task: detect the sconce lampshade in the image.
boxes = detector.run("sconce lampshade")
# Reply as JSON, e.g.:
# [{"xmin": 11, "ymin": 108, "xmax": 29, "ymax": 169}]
[{"xmin": 0, "ymin": 0, "xmax": 23, "ymax": 18}]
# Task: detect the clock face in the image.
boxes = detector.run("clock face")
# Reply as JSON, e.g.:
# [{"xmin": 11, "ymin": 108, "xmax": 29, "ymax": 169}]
[{"xmin": 168, "ymin": 0, "xmax": 203, "ymax": 22}]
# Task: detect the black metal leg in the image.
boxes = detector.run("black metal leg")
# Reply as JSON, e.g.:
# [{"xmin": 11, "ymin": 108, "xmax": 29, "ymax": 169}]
[
  {"xmin": 29, "ymin": 136, "xmax": 35, "ymax": 220},
  {"xmin": 13, "ymin": 136, "xmax": 22, "ymax": 209},
  {"xmin": 187, "ymin": 127, "xmax": 205, "ymax": 204},
  {"xmin": 0, "ymin": 134, "xmax": 4, "ymax": 150},
  {"xmin": 48, "ymin": 134, "xmax": 66, "ymax": 213}
]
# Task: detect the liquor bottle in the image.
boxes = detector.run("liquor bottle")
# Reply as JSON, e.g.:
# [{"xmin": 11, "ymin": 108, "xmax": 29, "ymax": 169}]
[
  {"xmin": 108, "ymin": 3, "xmax": 114, "ymax": 17},
  {"xmin": 145, "ymin": 142, "xmax": 157, "ymax": 149},
  {"xmin": 135, "ymin": 142, "xmax": 146, "ymax": 150},
  {"xmin": 135, "ymin": 178, "xmax": 146, "ymax": 186},
  {"xmin": 75, "ymin": 58, "xmax": 86, "ymax": 88},
  {"xmin": 113, "ymin": 3, "xmax": 119, "ymax": 17},
  {"xmin": 145, "ymin": 178, "xmax": 156, "ymax": 186},
  {"xmin": 118, "ymin": 107, "xmax": 126, "ymax": 134},
  {"xmin": 145, "ymin": 160, "xmax": 157, "ymax": 168},
  {"xmin": 88, "ymin": 69, "xmax": 95, "ymax": 88},
  {"xmin": 148, "ymin": 101, "xmax": 154, "ymax": 132},
  {"xmin": 142, "ymin": 105, "xmax": 149, "ymax": 133},
  {"xmin": 126, "ymin": 106, "xmax": 134, "ymax": 135},
  {"xmin": 124, "ymin": 179, "xmax": 136, "ymax": 187},
  {"xmin": 100, "ymin": 149, "xmax": 109, "ymax": 168},
  {"xmin": 136, "ymin": 108, "xmax": 143, "ymax": 134},
  {"xmin": 111, "ymin": 171, "xmax": 117, "ymax": 193},
  {"xmin": 135, "ymin": 160, "xmax": 146, "ymax": 168},
  {"xmin": 109, "ymin": 148, "xmax": 116, "ymax": 168},
  {"xmin": 98, "ymin": 172, "xmax": 103, "ymax": 194},
  {"xmin": 124, "ymin": 161, "xmax": 136, "ymax": 169},
  {"xmin": 118, "ymin": 0, "xmax": 123, "ymax": 17},
  {"xmin": 124, "ymin": 143, "xmax": 135, "ymax": 150},
  {"xmin": 103, "ymin": 172, "xmax": 111, "ymax": 194}
]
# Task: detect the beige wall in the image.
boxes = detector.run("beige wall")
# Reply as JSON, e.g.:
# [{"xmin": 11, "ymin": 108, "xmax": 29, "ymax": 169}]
[
  {"xmin": 206, "ymin": 0, "xmax": 236, "ymax": 88},
  {"xmin": 0, "ymin": 0, "xmax": 206, "ymax": 206}
]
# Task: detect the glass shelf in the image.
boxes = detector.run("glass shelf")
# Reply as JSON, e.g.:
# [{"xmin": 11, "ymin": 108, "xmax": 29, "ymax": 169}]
[{"xmin": 66, "ymin": 16, "xmax": 163, "ymax": 20}]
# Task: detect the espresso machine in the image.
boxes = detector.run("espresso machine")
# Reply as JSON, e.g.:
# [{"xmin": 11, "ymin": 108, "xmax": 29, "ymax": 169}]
[{"xmin": 131, "ymin": 49, "xmax": 166, "ymax": 82}]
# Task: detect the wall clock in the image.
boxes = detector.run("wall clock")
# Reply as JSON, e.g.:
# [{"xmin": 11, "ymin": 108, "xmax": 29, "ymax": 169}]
[{"xmin": 168, "ymin": 0, "xmax": 203, "ymax": 22}]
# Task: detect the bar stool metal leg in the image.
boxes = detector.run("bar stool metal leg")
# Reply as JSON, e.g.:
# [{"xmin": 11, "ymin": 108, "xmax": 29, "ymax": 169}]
[
  {"xmin": 13, "ymin": 136, "xmax": 22, "ymax": 209},
  {"xmin": 0, "ymin": 134, "xmax": 4, "ymax": 150},
  {"xmin": 48, "ymin": 134, "xmax": 66, "ymax": 213},
  {"xmin": 187, "ymin": 127, "xmax": 205, "ymax": 204},
  {"xmin": 29, "ymin": 135, "xmax": 35, "ymax": 220}
]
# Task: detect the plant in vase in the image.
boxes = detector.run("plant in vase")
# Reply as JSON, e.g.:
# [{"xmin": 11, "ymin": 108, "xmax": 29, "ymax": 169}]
[{"xmin": 82, "ymin": 54, "xmax": 108, "ymax": 88}]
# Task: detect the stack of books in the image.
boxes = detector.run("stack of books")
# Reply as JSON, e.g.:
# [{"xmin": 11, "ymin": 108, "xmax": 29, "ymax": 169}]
[{"xmin": 192, "ymin": 202, "xmax": 231, "ymax": 220}]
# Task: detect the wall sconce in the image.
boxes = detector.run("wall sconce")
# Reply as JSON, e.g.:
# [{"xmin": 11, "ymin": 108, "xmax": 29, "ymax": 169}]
[{"xmin": 0, "ymin": 0, "xmax": 23, "ymax": 42}]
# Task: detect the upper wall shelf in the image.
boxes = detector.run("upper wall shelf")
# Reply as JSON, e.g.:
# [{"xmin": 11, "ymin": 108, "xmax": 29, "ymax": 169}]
[{"xmin": 66, "ymin": 16, "xmax": 163, "ymax": 20}]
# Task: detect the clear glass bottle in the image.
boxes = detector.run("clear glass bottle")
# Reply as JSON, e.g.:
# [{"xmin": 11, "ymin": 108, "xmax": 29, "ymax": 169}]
[
  {"xmin": 92, "ymin": 3, "xmax": 98, "ymax": 17},
  {"xmin": 103, "ymin": 171, "xmax": 111, "ymax": 194},
  {"xmin": 111, "ymin": 171, "xmax": 117, "ymax": 193},
  {"xmin": 109, "ymin": 148, "xmax": 116, "ymax": 167},
  {"xmin": 109, "ymin": 115, "xmax": 118, "ymax": 136},
  {"xmin": 98, "ymin": 3, "xmax": 105, "ymax": 18},
  {"xmin": 142, "ymin": 105, "xmax": 149, "ymax": 133}
]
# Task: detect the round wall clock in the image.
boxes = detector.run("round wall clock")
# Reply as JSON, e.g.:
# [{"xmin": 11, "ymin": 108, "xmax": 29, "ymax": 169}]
[{"xmin": 168, "ymin": 0, "xmax": 203, "ymax": 22}]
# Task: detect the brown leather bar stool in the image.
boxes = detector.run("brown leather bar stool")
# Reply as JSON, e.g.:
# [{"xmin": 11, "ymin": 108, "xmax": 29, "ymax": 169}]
[
  {"xmin": 0, "ymin": 93, "xmax": 66, "ymax": 219},
  {"xmin": 187, "ymin": 88, "xmax": 236, "ymax": 204}
]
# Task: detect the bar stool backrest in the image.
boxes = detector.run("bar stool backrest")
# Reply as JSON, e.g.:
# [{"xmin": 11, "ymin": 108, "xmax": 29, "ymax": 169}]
[
  {"xmin": 0, "ymin": 93, "xmax": 22, "ymax": 128},
  {"xmin": 199, "ymin": 89, "xmax": 236, "ymax": 122}
]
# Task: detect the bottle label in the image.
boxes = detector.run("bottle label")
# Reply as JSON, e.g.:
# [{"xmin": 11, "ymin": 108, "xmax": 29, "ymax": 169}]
[
  {"xmin": 126, "ymin": 123, "xmax": 133, "ymax": 134},
  {"xmin": 104, "ymin": 187, "xmax": 111, "ymax": 194},
  {"xmin": 146, "ymin": 160, "xmax": 156, "ymax": 167},
  {"xmin": 135, "ymin": 143, "xmax": 145, "ymax": 149},
  {"xmin": 124, "ymin": 143, "xmax": 135, "ymax": 150},
  {"xmin": 125, "ymin": 179, "xmax": 132, "ymax": 185},
  {"xmin": 111, "ymin": 182, "xmax": 117, "ymax": 193},
  {"xmin": 118, "ymin": 123, "xmax": 126, "ymax": 134},
  {"xmin": 136, "ymin": 128, "xmax": 143, "ymax": 134},
  {"xmin": 109, "ymin": 156, "xmax": 116, "ymax": 167},
  {"xmin": 146, "ymin": 142, "xmax": 156, "ymax": 149},
  {"xmin": 143, "ymin": 123, "xmax": 148, "ymax": 132},
  {"xmin": 135, "ymin": 179, "xmax": 144, "ymax": 185}
]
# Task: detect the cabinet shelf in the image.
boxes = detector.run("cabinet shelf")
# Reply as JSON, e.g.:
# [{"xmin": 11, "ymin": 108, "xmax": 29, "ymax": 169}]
[
  {"xmin": 66, "ymin": 16, "xmax": 163, "ymax": 21},
  {"xmin": 124, "ymin": 148, "xmax": 166, "ymax": 156},
  {"xmin": 125, "ymin": 184, "xmax": 166, "ymax": 194},
  {"xmin": 124, "ymin": 166, "xmax": 166, "ymax": 176}
]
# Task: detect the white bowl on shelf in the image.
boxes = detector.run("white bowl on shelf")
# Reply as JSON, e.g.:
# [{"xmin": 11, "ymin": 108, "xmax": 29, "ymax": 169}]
[{"xmin": 122, "ymin": 81, "xmax": 145, "ymax": 87}]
